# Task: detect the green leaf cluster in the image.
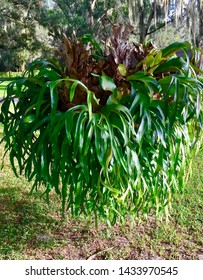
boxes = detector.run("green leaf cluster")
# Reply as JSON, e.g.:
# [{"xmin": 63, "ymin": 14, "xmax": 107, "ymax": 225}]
[{"xmin": 1, "ymin": 39, "xmax": 202, "ymax": 226}]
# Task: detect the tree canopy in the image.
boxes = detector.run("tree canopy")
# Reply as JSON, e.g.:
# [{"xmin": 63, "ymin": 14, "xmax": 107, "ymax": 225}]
[
  {"xmin": 0, "ymin": 0, "xmax": 51, "ymax": 71},
  {"xmin": 0, "ymin": 0, "xmax": 203, "ymax": 71}
]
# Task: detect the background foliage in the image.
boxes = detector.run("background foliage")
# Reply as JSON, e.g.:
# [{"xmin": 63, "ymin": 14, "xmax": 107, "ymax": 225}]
[{"xmin": 1, "ymin": 1, "xmax": 203, "ymax": 72}]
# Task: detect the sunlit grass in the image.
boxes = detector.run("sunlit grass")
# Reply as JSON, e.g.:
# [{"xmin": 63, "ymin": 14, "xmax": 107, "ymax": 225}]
[{"xmin": 0, "ymin": 82, "xmax": 9, "ymax": 98}]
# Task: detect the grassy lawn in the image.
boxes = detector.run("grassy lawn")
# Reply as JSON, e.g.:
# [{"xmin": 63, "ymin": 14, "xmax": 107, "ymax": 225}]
[
  {"xmin": 0, "ymin": 129, "xmax": 203, "ymax": 260},
  {"xmin": 0, "ymin": 82, "xmax": 9, "ymax": 98}
]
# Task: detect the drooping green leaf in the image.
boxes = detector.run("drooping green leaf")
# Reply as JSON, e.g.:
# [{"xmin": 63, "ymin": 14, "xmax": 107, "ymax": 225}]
[
  {"xmin": 161, "ymin": 42, "xmax": 191, "ymax": 58},
  {"xmin": 154, "ymin": 57, "xmax": 188, "ymax": 75}
]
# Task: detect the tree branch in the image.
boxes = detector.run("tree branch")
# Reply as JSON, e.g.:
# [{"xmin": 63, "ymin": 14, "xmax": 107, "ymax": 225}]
[
  {"xmin": 145, "ymin": 6, "xmax": 154, "ymax": 34},
  {"xmin": 91, "ymin": 0, "xmax": 97, "ymax": 11},
  {"xmin": 147, "ymin": 17, "xmax": 175, "ymax": 36}
]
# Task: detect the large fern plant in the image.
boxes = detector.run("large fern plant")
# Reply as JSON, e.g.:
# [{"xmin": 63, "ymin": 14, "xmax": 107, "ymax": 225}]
[{"xmin": 1, "ymin": 25, "xmax": 202, "ymax": 225}]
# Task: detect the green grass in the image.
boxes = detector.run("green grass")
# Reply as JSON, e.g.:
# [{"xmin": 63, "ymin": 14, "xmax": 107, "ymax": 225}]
[
  {"xmin": 0, "ymin": 125, "xmax": 203, "ymax": 260},
  {"xmin": 0, "ymin": 82, "xmax": 9, "ymax": 98}
]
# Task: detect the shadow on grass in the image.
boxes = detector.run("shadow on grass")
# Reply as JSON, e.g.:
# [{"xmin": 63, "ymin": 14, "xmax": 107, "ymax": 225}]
[{"xmin": 0, "ymin": 186, "xmax": 58, "ymax": 259}]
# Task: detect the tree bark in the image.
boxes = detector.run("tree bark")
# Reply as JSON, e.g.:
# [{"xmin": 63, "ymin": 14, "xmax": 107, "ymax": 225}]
[
  {"xmin": 197, "ymin": 0, "xmax": 203, "ymax": 45},
  {"xmin": 127, "ymin": 0, "xmax": 146, "ymax": 43},
  {"xmin": 89, "ymin": 0, "xmax": 97, "ymax": 29},
  {"xmin": 138, "ymin": 5, "xmax": 146, "ymax": 43}
]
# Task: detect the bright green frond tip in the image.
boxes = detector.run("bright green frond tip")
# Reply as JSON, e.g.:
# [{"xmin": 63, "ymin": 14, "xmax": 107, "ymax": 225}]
[{"xmin": 0, "ymin": 30, "xmax": 202, "ymax": 227}]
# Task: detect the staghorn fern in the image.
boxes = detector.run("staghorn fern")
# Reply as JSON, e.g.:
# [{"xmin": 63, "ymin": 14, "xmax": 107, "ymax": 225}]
[{"xmin": 0, "ymin": 27, "xmax": 202, "ymax": 226}]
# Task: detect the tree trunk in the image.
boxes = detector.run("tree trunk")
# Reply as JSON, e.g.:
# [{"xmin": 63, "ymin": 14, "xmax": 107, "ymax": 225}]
[
  {"xmin": 197, "ymin": 0, "xmax": 203, "ymax": 45},
  {"xmin": 127, "ymin": 0, "xmax": 146, "ymax": 43},
  {"xmin": 89, "ymin": 0, "xmax": 97, "ymax": 29},
  {"xmin": 139, "ymin": 5, "xmax": 146, "ymax": 43},
  {"xmin": 196, "ymin": 0, "xmax": 203, "ymax": 70}
]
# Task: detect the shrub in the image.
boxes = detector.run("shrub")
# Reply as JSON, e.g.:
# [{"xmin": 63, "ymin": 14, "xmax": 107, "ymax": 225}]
[{"xmin": 1, "ymin": 25, "xmax": 202, "ymax": 226}]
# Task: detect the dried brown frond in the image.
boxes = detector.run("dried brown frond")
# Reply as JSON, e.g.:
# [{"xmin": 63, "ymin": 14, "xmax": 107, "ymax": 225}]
[{"xmin": 55, "ymin": 25, "xmax": 153, "ymax": 110}]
